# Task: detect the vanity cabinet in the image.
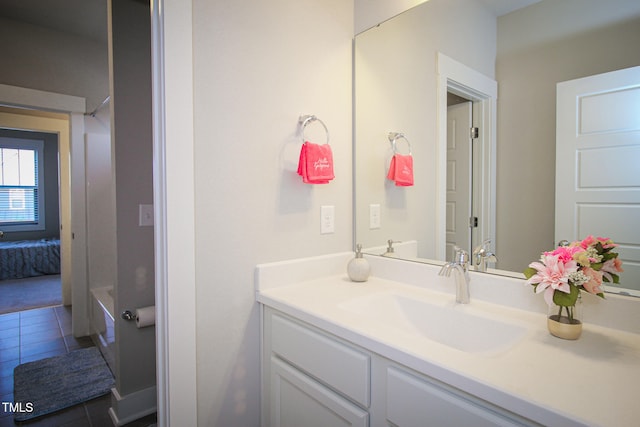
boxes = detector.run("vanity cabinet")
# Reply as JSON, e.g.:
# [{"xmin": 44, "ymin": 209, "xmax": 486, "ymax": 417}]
[
  {"xmin": 262, "ymin": 308, "xmax": 539, "ymax": 427},
  {"xmin": 264, "ymin": 309, "xmax": 370, "ymax": 427}
]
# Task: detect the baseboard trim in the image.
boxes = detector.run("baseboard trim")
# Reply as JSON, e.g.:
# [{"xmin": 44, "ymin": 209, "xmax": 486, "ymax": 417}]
[{"xmin": 108, "ymin": 385, "xmax": 157, "ymax": 426}]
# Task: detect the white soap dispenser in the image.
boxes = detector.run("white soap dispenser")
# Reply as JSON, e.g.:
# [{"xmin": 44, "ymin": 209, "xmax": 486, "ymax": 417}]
[{"xmin": 347, "ymin": 244, "xmax": 370, "ymax": 282}]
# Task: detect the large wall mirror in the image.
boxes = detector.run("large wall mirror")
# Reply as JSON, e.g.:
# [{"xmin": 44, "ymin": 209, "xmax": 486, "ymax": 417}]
[{"xmin": 354, "ymin": 0, "xmax": 640, "ymax": 295}]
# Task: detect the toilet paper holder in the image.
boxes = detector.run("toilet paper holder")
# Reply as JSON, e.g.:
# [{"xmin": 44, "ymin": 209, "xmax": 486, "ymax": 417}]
[{"xmin": 121, "ymin": 310, "xmax": 135, "ymax": 321}]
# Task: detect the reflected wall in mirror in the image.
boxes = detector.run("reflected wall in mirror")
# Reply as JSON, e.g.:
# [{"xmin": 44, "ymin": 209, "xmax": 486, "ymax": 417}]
[{"xmin": 354, "ymin": 0, "xmax": 640, "ymax": 294}]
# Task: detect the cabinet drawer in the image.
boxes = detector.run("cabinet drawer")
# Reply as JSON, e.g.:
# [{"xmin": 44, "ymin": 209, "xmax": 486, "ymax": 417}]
[
  {"xmin": 270, "ymin": 357, "xmax": 369, "ymax": 427},
  {"xmin": 271, "ymin": 314, "xmax": 370, "ymax": 408},
  {"xmin": 386, "ymin": 367, "xmax": 534, "ymax": 427}
]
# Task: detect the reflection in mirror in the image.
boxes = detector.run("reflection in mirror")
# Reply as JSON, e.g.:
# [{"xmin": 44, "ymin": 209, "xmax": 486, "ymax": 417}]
[
  {"xmin": 354, "ymin": 0, "xmax": 640, "ymax": 295},
  {"xmin": 354, "ymin": 0, "xmax": 496, "ymax": 259}
]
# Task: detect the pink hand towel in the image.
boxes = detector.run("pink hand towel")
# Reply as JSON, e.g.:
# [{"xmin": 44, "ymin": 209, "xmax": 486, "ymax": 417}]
[
  {"xmin": 297, "ymin": 141, "xmax": 335, "ymax": 184},
  {"xmin": 387, "ymin": 153, "xmax": 414, "ymax": 186}
]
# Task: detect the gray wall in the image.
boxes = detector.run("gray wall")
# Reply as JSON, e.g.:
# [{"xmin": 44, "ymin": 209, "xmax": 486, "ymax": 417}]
[
  {"xmin": 110, "ymin": 0, "xmax": 156, "ymax": 398},
  {"xmin": 0, "ymin": 16, "xmax": 108, "ymax": 114}
]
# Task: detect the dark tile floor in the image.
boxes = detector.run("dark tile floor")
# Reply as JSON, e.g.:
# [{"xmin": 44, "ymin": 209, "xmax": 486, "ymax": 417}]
[{"xmin": 0, "ymin": 305, "xmax": 156, "ymax": 427}]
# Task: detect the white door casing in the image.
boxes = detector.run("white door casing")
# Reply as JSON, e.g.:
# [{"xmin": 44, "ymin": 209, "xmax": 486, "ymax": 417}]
[{"xmin": 556, "ymin": 66, "xmax": 640, "ymax": 293}]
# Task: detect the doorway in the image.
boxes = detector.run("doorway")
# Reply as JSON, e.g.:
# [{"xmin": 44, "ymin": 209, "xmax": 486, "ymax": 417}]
[
  {"xmin": 437, "ymin": 52, "xmax": 497, "ymax": 264},
  {"xmin": 0, "ymin": 105, "xmax": 78, "ymax": 313},
  {"xmin": 0, "ymin": 126, "xmax": 62, "ymax": 314}
]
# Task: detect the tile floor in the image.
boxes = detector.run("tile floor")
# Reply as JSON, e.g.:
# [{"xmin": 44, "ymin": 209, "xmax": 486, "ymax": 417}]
[{"xmin": 0, "ymin": 305, "xmax": 156, "ymax": 427}]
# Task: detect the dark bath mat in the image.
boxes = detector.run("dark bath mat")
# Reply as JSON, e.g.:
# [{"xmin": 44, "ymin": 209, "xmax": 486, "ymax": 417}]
[{"xmin": 13, "ymin": 347, "xmax": 114, "ymax": 421}]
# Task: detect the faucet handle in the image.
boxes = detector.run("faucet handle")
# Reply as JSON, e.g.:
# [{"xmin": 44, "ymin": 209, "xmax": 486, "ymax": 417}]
[
  {"xmin": 386, "ymin": 239, "xmax": 401, "ymax": 253},
  {"xmin": 453, "ymin": 246, "xmax": 469, "ymax": 265},
  {"xmin": 473, "ymin": 238, "xmax": 492, "ymax": 254}
]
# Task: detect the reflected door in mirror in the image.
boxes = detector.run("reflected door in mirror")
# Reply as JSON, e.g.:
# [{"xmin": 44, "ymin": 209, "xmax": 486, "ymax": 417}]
[
  {"xmin": 556, "ymin": 66, "xmax": 640, "ymax": 292},
  {"xmin": 446, "ymin": 101, "xmax": 473, "ymax": 260}
]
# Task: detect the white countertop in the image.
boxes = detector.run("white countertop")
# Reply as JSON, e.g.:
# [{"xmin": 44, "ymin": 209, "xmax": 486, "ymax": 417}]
[{"xmin": 256, "ymin": 253, "xmax": 640, "ymax": 427}]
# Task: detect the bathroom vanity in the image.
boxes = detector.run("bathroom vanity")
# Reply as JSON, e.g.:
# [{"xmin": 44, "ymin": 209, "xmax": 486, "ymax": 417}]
[{"xmin": 256, "ymin": 253, "xmax": 640, "ymax": 427}]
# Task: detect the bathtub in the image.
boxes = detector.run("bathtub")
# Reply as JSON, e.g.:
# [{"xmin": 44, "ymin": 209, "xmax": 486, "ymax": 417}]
[{"xmin": 91, "ymin": 286, "xmax": 115, "ymax": 373}]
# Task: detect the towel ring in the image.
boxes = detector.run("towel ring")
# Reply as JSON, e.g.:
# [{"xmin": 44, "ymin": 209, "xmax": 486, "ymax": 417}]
[
  {"xmin": 300, "ymin": 115, "xmax": 330, "ymax": 145},
  {"xmin": 388, "ymin": 132, "xmax": 412, "ymax": 155}
]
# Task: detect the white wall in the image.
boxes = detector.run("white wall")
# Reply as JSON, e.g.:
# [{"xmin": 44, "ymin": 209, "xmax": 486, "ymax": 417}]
[
  {"xmin": 85, "ymin": 131, "xmax": 116, "ymax": 291},
  {"xmin": 354, "ymin": 0, "xmax": 496, "ymax": 259},
  {"xmin": 85, "ymin": 98, "xmax": 114, "ymax": 293},
  {"xmin": 190, "ymin": 0, "xmax": 353, "ymax": 424},
  {"xmin": 495, "ymin": 0, "xmax": 640, "ymax": 271}
]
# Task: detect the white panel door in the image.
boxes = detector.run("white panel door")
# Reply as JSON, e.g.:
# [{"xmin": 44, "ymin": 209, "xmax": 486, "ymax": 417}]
[
  {"xmin": 446, "ymin": 101, "xmax": 472, "ymax": 260},
  {"xmin": 556, "ymin": 66, "xmax": 640, "ymax": 293}
]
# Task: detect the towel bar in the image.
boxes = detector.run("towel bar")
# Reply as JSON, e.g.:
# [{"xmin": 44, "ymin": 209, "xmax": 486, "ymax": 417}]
[
  {"xmin": 388, "ymin": 132, "xmax": 412, "ymax": 155},
  {"xmin": 299, "ymin": 115, "xmax": 330, "ymax": 145}
]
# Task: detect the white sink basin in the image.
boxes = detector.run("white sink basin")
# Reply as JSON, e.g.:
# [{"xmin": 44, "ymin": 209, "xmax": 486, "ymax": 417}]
[{"xmin": 339, "ymin": 291, "xmax": 528, "ymax": 355}]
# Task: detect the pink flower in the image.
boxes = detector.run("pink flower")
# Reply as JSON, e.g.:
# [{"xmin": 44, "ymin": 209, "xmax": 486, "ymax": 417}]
[
  {"xmin": 582, "ymin": 267, "xmax": 603, "ymax": 294},
  {"xmin": 579, "ymin": 235, "xmax": 618, "ymax": 249},
  {"xmin": 596, "ymin": 236, "xmax": 618, "ymax": 249},
  {"xmin": 601, "ymin": 258, "xmax": 624, "ymax": 282},
  {"xmin": 578, "ymin": 235, "xmax": 597, "ymax": 249},
  {"xmin": 526, "ymin": 254, "xmax": 578, "ymax": 306},
  {"xmin": 545, "ymin": 246, "xmax": 582, "ymax": 263}
]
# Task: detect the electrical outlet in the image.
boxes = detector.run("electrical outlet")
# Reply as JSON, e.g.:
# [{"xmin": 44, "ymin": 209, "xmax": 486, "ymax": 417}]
[
  {"xmin": 369, "ymin": 204, "xmax": 381, "ymax": 229},
  {"xmin": 139, "ymin": 204, "xmax": 154, "ymax": 227},
  {"xmin": 320, "ymin": 205, "xmax": 335, "ymax": 234}
]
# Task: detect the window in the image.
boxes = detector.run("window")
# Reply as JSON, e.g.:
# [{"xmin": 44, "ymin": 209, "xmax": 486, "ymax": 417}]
[{"xmin": 0, "ymin": 138, "xmax": 45, "ymax": 231}]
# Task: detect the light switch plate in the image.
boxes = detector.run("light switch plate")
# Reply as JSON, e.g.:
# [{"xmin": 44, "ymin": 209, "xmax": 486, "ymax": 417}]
[
  {"xmin": 139, "ymin": 204, "xmax": 154, "ymax": 227},
  {"xmin": 320, "ymin": 205, "xmax": 335, "ymax": 234},
  {"xmin": 369, "ymin": 204, "xmax": 381, "ymax": 229}
]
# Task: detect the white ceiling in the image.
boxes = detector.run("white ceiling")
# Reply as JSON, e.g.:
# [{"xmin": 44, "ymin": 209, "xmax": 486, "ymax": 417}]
[
  {"xmin": 479, "ymin": 0, "xmax": 542, "ymax": 16},
  {"xmin": 0, "ymin": 0, "xmax": 543, "ymax": 45}
]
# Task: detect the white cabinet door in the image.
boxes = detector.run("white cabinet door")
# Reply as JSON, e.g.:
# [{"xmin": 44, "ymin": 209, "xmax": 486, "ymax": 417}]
[
  {"xmin": 385, "ymin": 367, "xmax": 532, "ymax": 427},
  {"xmin": 270, "ymin": 357, "xmax": 369, "ymax": 427}
]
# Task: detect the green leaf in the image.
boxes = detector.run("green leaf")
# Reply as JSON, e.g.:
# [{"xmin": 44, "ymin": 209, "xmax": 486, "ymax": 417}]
[
  {"xmin": 523, "ymin": 267, "xmax": 537, "ymax": 280},
  {"xmin": 552, "ymin": 284, "xmax": 579, "ymax": 307},
  {"xmin": 602, "ymin": 273, "xmax": 620, "ymax": 284},
  {"xmin": 591, "ymin": 262, "xmax": 603, "ymax": 271}
]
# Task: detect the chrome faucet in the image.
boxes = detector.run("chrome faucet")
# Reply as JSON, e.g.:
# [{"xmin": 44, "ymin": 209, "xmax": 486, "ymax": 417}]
[
  {"xmin": 472, "ymin": 239, "xmax": 498, "ymax": 272},
  {"xmin": 439, "ymin": 247, "xmax": 470, "ymax": 304}
]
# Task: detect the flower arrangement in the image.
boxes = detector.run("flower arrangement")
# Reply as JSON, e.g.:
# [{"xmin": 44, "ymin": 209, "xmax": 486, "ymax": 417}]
[{"xmin": 524, "ymin": 235, "xmax": 623, "ymax": 323}]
